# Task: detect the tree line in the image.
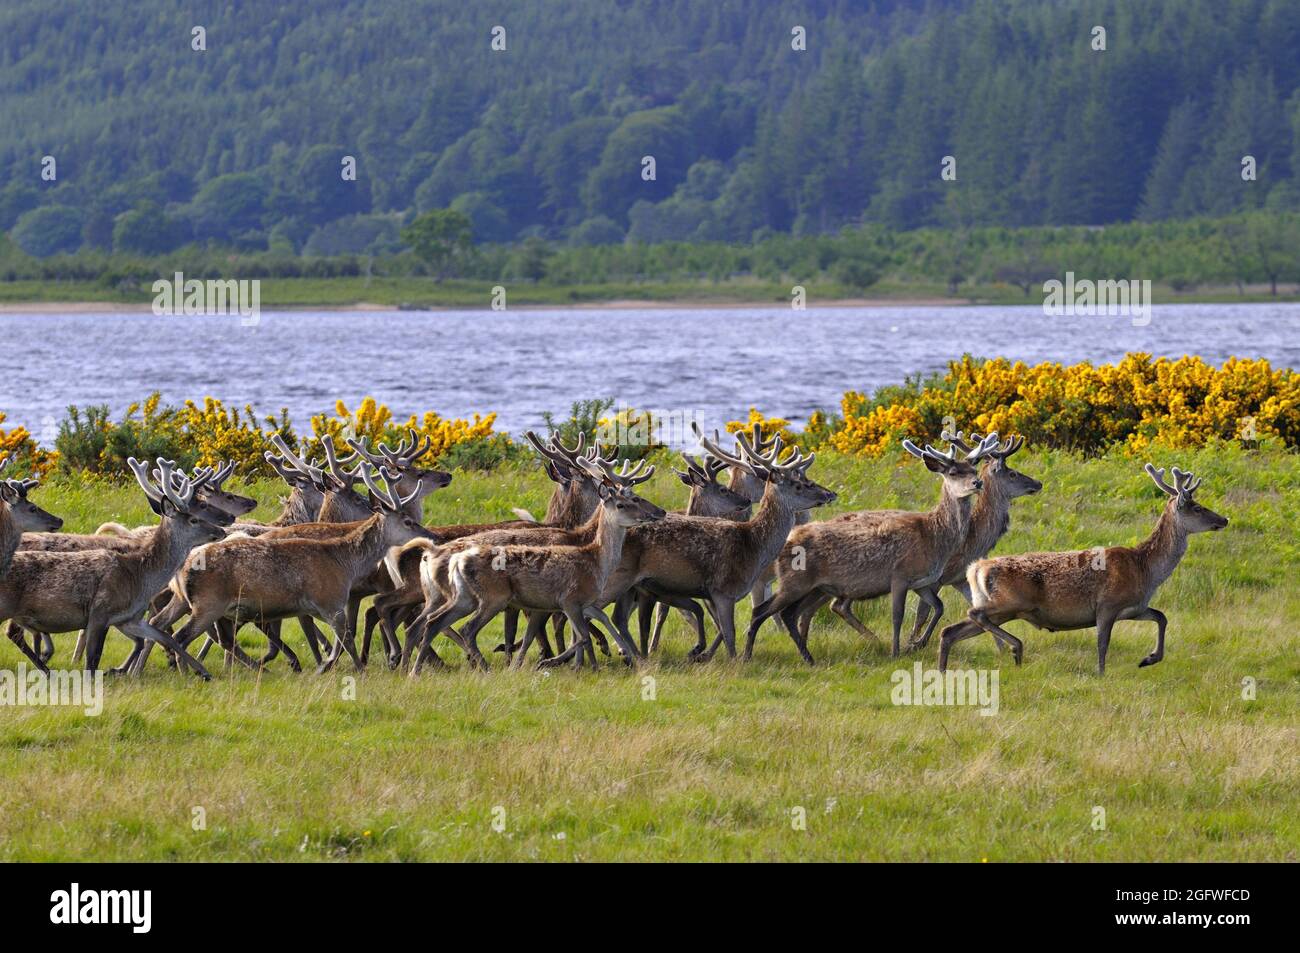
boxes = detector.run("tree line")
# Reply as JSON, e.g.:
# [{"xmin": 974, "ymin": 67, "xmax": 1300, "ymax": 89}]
[{"xmin": 3, "ymin": 0, "xmax": 1300, "ymax": 260}]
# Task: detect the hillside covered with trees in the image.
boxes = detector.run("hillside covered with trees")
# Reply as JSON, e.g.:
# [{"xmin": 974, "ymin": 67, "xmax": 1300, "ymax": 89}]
[{"xmin": 3, "ymin": 0, "xmax": 1300, "ymax": 259}]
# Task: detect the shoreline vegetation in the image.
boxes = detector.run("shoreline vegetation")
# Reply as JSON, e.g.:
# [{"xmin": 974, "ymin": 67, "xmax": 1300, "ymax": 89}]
[
  {"xmin": 5, "ymin": 212, "xmax": 1300, "ymax": 312},
  {"xmin": 3, "ymin": 355, "xmax": 1295, "ymax": 480},
  {"xmin": 2, "ymin": 279, "xmax": 1298, "ymax": 313}
]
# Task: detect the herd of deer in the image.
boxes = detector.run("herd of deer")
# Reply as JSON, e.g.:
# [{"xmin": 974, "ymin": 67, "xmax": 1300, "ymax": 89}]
[{"xmin": 0, "ymin": 422, "xmax": 1227, "ymax": 682}]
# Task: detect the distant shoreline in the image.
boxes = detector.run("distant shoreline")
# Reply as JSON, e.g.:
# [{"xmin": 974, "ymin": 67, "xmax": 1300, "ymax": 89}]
[
  {"xmin": 0, "ymin": 296, "xmax": 972, "ymax": 314},
  {"xmin": 3, "ymin": 292, "xmax": 1299, "ymax": 314}
]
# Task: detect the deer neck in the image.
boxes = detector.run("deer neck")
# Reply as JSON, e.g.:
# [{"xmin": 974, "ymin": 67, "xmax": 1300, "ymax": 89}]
[
  {"xmin": 745, "ymin": 482, "xmax": 801, "ymax": 574},
  {"xmin": 590, "ymin": 507, "xmax": 632, "ymax": 586},
  {"xmin": 0, "ymin": 504, "xmax": 18, "ymax": 576},
  {"xmin": 926, "ymin": 483, "xmax": 976, "ymax": 555},
  {"xmin": 135, "ymin": 517, "xmax": 201, "ymax": 599},
  {"xmin": 275, "ymin": 488, "xmax": 318, "ymax": 526},
  {"xmin": 964, "ymin": 467, "xmax": 1011, "ymax": 558},
  {"xmin": 1136, "ymin": 503, "xmax": 1188, "ymax": 590},
  {"xmin": 336, "ymin": 514, "xmax": 389, "ymax": 579},
  {"xmin": 543, "ymin": 482, "xmax": 573, "ymax": 525},
  {"xmin": 400, "ymin": 496, "xmax": 424, "ymax": 523}
]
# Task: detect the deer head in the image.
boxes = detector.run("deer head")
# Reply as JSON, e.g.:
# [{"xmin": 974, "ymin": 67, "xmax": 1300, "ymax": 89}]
[
  {"xmin": 902, "ymin": 433, "xmax": 996, "ymax": 499},
  {"xmin": 573, "ymin": 458, "xmax": 667, "ymax": 528},
  {"xmin": 348, "ymin": 429, "xmax": 453, "ymax": 501},
  {"xmin": 943, "ymin": 430, "xmax": 1041, "ymax": 499},
  {"xmin": 674, "ymin": 453, "xmax": 751, "ymax": 517},
  {"xmin": 149, "ymin": 459, "xmax": 239, "ymax": 527},
  {"xmin": 191, "ymin": 461, "xmax": 258, "ymax": 516},
  {"xmin": 265, "ymin": 449, "xmax": 327, "ymax": 515},
  {"xmin": 130, "ymin": 457, "xmax": 228, "ymax": 544},
  {"xmin": 699, "ymin": 428, "xmax": 836, "ymax": 512},
  {"xmin": 1144, "ymin": 464, "xmax": 1228, "ymax": 533},
  {"xmin": 358, "ymin": 464, "xmax": 438, "ymax": 546},
  {"xmin": 0, "ymin": 473, "xmax": 63, "ymax": 532}
]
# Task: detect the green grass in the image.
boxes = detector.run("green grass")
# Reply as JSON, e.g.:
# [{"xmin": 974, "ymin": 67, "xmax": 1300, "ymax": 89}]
[
  {"xmin": 2, "ymin": 276, "xmax": 1297, "ymax": 308},
  {"xmin": 1, "ymin": 446, "xmax": 1297, "ymax": 860}
]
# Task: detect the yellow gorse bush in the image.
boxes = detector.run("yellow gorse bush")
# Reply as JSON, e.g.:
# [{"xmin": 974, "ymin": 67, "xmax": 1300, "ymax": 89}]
[
  {"xmin": 0, "ymin": 411, "xmax": 58, "ymax": 477},
  {"xmin": 726, "ymin": 408, "xmax": 797, "ymax": 445},
  {"xmin": 829, "ymin": 354, "xmax": 1299, "ymax": 456},
  {"xmin": 307, "ymin": 397, "xmax": 497, "ymax": 464}
]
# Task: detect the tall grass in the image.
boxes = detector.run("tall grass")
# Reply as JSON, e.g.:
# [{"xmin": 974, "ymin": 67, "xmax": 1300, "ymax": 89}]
[{"xmin": 0, "ymin": 446, "xmax": 1296, "ymax": 860}]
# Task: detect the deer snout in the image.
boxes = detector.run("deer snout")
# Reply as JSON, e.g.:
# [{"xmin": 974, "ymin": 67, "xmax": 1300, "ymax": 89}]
[{"xmin": 972, "ymin": 478, "xmax": 983, "ymax": 491}]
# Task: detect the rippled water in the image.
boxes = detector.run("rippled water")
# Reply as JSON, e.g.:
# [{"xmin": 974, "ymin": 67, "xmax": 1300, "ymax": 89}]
[{"xmin": 2, "ymin": 303, "xmax": 1297, "ymax": 444}]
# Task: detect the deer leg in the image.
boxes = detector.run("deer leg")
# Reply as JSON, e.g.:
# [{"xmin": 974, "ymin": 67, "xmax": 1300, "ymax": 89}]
[
  {"xmin": 650, "ymin": 603, "xmax": 673, "ymax": 653},
  {"xmin": 501, "ymin": 608, "xmax": 520, "ymax": 662},
  {"xmin": 1133, "ymin": 607, "xmax": 1167, "ymax": 668},
  {"xmin": 701, "ymin": 593, "xmax": 737, "ymax": 660},
  {"xmin": 445, "ymin": 603, "xmax": 503, "ymax": 674},
  {"xmin": 255, "ymin": 621, "xmax": 300, "ymax": 672},
  {"xmin": 1094, "ymin": 608, "xmax": 1119, "ymax": 676},
  {"xmin": 6, "ymin": 623, "xmax": 51, "ymax": 673},
  {"xmin": 908, "ymin": 588, "xmax": 944, "ymax": 652},
  {"xmin": 587, "ymin": 605, "xmax": 638, "ymax": 665},
  {"xmin": 378, "ymin": 604, "xmax": 408, "ymax": 669},
  {"xmin": 967, "ymin": 609, "xmax": 1024, "ymax": 666},
  {"xmin": 318, "ymin": 606, "xmax": 364, "ymax": 674},
  {"xmin": 119, "ymin": 618, "xmax": 212, "ymax": 680},
  {"xmin": 781, "ymin": 594, "xmax": 817, "ymax": 664},
  {"xmin": 551, "ymin": 613, "xmax": 567, "ymax": 652},
  {"xmin": 938, "ymin": 619, "xmax": 985, "ymax": 672},
  {"xmin": 82, "ymin": 614, "xmax": 115, "ymax": 674},
  {"xmin": 794, "ymin": 591, "xmax": 832, "ymax": 643},
  {"xmin": 537, "ymin": 613, "xmax": 591, "ymax": 669},
  {"xmin": 511, "ymin": 611, "xmax": 548, "ymax": 670},
  {"xmin": 409, "ymin": 597, "xmax": 475, "ymax": 674},
  {"xmin": 360, "ymin": 605, "xmax": 380, "ymax": 666},
  {"xmin": 36, "ymin": 630, "xmax": 55, "ymax": 665},
  {"xmin": 742, "ymin": 581, "xmax": 814, "ymax": 662},
  {"xmin": 889, "ymin": 580, "xmax": 914, "ymax": 658},
  {"xmin": 636, "ymin": 590, "xmax": 656, "ymax": 656}
]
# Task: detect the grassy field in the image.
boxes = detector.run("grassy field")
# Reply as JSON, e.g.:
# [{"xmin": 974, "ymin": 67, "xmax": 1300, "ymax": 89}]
[
  {"xmin": 2, "ymin": 276, "xmax": 1298, "ymax": 309},
  {"xmin": 1, "ymin": 446, "xmax": 1297, "ymax": 861}
]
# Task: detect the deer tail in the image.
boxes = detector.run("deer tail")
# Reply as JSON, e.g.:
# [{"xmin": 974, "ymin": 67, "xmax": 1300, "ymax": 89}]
[
  {"xmin": 511, "ymin": 507, "xmax": 538, "ymax": 523},
  {"xmin": 968, "ymin": 561, "xmax": 993, "ymax": 608},
  {"xmin": 95, "ymin": 521, "xmax": 134, "ymax": 537},
  {"xmin": 385, "ymin": 537, "xmax": 438, "ymax": 589}
]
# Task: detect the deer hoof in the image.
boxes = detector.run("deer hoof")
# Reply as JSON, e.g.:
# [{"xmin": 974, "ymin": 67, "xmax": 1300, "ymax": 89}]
[{"xmin": 1138, "ymin": 654, "xmax": 1160, "ymax": 668}]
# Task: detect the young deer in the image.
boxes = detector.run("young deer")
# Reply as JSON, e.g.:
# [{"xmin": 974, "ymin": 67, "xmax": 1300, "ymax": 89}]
[
  {"xmin": 0, "ymin": 459, "xmax": 222, "ymax": 677},
  {"xmin": 937, "ymin": 464, "xmax": 1227, "ymax": 674},
  {"xmin": 745, "ymin": 435, "xmax": 995, "ymax": 663},
  {"xmin": 605, "ymin": 429, "xmax": 836, "ymax": 662},
  {"xmin": 168, "ymin": 466, "xmax": 427, "ymax": 673},
  {"xmin": 408, "ymin": 460, "xmax": 668, "ymax": 673},
  {"xmin": 803, "ymin": 431, "xmax": 1041, "ymax": 649}
]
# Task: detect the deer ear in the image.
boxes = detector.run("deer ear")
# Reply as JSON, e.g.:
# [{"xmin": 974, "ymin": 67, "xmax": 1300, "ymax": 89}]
[
  {"xmin": 146, "ymin": 495, "xmax": 166, "ymax": 517},
  {"xmin": 922, "ymin": 454, "xmax": 948, "ymax": 473},
  {"xmin": 676, "ymin": 470, "xmax": 694, "ymax": 487}
]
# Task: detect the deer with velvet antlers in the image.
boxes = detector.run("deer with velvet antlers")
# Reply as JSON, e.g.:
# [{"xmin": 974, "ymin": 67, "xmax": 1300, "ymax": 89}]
[{"xmin": 937, "ymin": 463, "xmax": 1227, "ymax": 674}]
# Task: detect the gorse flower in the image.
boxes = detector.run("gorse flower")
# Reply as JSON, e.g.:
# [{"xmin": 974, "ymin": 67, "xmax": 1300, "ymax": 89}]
[{"xmin": 828, "ymin": 354, "xmax": 1298, "ymax": 456}]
